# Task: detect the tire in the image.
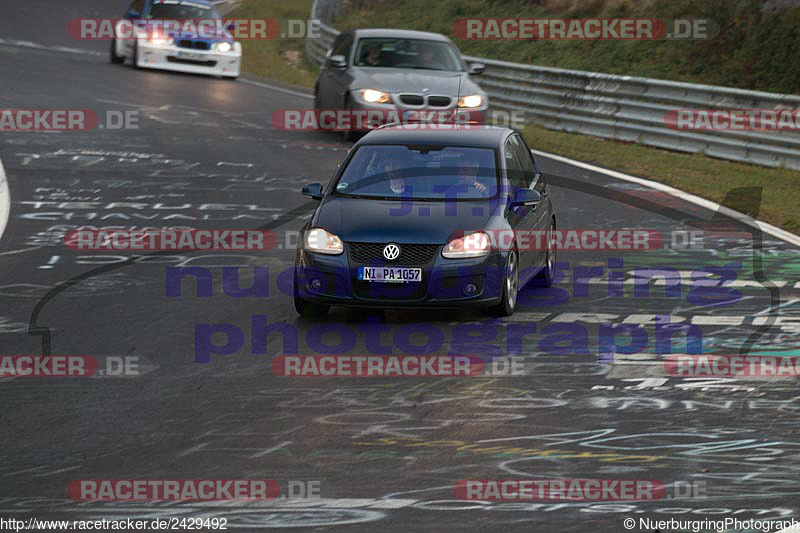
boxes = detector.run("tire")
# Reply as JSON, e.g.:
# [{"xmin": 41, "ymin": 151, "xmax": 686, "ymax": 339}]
[
  {"xmin": 533, "ymin": 220, "xmax": 556, "ymax": 287},
  {"xmin": 132, "ymin": 40, "xmax": 141, "ymax": 68},
  {"xmin": 110, "ymin": 39, "xmax": 124, "ymax": 64},
  {"xmin": 223, "ymin": 75, "xmax": 239, "ymax": 80},
  {"xmin": 313, "ymin": 86, "xmax": 321, "ymax": 110},
  {"xmin": 340, "ymin": 98, "xmax": 359, "ymax": 142},
  {"xmin": 488, "ymin": 251, "xmax": 519, "ymax": 317}
]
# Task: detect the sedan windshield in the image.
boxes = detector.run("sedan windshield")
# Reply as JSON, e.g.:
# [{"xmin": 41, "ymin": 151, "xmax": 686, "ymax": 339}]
[
  {"xmin": 335, "ymin": 145, "xmax": 498, "ymax": 200},
  {"xmin": 354, "ymin": 38, "xmax": 464, "ymax": 71},
  {"xmin": 148, "ymin": 2, "xmax": 216, "ymax": 19}
]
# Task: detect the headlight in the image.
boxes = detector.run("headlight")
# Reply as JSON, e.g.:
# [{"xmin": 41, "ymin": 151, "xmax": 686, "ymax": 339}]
[
  {"xmin": 148, "ymin": 36, "xmax": 174, "ymax": 46},
  {"xmin": 213, "ymin": 42, "xmax": 233, "ymax": 53},
  {"xmin": 305, "ymin": 228, "xmax": 344, "ymax": 255},
  {"xmin": 442, "ymin": 231, "xmax": 491, "ymax": 258},
  {"xmin": 457, "ymin": 94, "xmax": 484, "ymax": 108},
  {"xmin": 360, "ymin": 89, "xmax": 391, "ymax": 104}
]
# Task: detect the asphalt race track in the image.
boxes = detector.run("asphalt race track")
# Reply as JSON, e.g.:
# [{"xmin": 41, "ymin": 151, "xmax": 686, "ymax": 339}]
[{"xmin": 1, "ymin": 2, "xmax": 800, "ymax": 531}]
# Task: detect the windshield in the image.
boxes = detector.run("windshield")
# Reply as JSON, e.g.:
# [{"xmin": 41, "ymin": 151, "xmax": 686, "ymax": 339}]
[
  {"xmin": 354, "ymin": 38, "xmax": 464, "ymax": 71},
  {"xmin": 335, "ymin": 145, "xmax": 498, "ymax": 200},
  {"xmin": 148, "ymin": 1, "xmax": 216, "ymax": 19}
]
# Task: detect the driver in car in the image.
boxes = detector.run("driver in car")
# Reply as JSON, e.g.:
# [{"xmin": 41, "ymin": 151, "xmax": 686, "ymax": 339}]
[
  {"xmin": 456, "ymin": 155, "xmax": 489, "ymax": 194},
  {"xmin": 364, "ymin": 44, "xmax": 382, "ymax": 66}
]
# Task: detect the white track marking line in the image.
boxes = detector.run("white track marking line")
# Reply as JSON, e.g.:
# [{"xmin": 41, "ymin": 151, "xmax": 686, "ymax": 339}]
[
  {"xmin": 0, "ymin": 158, "xmax": 9, "ymax": 244},
  {"xmin": 0, "ymin": 38, "xmax": 103, "ymax": 57},
  {"xmin": 240, "ymin": 78, "xmax": 313, "ymax": 99},
  {"xmin": 534, "ymin": 149, "xmax": 800, "ymax": 248}
]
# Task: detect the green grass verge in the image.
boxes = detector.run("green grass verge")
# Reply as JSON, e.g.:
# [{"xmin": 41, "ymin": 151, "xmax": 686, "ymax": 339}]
[
  {"xmin": 523, "ymin": 124, "xmax": 800, "ymax": 233},
  {"xmin": 233, "ymin": 0, "xmax": 800, "ymax": 235},
  {"xmin": 335, "ymin": 0, "xmax": 800, "ymax": 94},
  {"xmin": 231, "ymin": 0, "xmax": 318, "ymax": 87}
]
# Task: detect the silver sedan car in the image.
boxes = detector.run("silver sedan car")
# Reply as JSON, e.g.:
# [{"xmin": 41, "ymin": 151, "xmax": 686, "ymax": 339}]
[{"xmin": 314, "ymin": 28, "xmax": 488, "ymax": 140}]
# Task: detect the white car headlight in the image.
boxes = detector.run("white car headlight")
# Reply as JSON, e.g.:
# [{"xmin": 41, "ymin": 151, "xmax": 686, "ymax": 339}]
[
  {"xmin": 442, "ymin": 231, "xmax": 491, "ymax": 258},
  {"xmin": 305, "ymin": 227, "xmax": 344, "ymax": 255},
  {"xmin": 457, "ymin": 94, "xmax": 484, "ymax": 108},
  {"xmin": 148, "ymin": 36, "xmax": 174, "ymax": 46},
  {"xmin": 214, "ymin": 42, "xmax": 233, "ymax": 53},
  {"xmin": 360, "ymin": 89, "xmax": 391, "ymax": 104}
]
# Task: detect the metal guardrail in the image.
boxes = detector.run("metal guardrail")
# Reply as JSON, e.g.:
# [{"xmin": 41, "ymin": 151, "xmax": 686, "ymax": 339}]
[{"xmin": 305, "ymin": 0, "xmax": 800, "ymax": 170}]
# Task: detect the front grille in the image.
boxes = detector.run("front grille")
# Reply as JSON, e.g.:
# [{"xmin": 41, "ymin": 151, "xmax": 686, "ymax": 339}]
[
  {"xmin": 177, "ymin": 40, "xmax": 210, "ymax": 50},
  {"xmin": 347, "ymin": 242, "xmax": 439, "ymax": 265},
  {"xmin": 399, "ymin": 94, "xmax": 424, "ymax": 106},
  {"xmin": 427, "ymin": 95, "xmax": 451, "ymax": 107}
]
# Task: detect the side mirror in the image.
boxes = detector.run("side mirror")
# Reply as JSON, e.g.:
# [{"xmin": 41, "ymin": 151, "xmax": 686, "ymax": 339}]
[
  {"xmin": 511, "ymin": 188, "xmax": 541, "ymax": 208},
  {"xmin": 127, "ymin": 9, "xmax": 140, "ymax": 18},
  {"xmin": 327, "ymin": 54, "xmax": 347, "ymax": 69},
  {"xmin": 302, "ymin": 182, "xmax": 324, "ymax": 200},
  {"xmin": 468, "ymin": 62, "xmax": 486, "ymax": 75}
]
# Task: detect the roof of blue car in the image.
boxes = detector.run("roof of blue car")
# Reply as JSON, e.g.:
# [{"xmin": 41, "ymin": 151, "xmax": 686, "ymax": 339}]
[{"xmin": 357, "ymin": 124, "xmax": 514, "ymax": 148}]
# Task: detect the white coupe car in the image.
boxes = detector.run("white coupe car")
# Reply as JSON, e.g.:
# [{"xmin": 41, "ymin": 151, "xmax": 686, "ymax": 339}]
[{"xmin": 110, "ymin": 0, "xmax": 241, "ymax": 80}]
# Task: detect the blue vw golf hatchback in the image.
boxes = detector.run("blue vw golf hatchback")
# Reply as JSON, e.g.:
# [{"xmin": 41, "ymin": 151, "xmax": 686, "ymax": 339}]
[{"xmin": 294, "ymin": 124, "xmax": 556, "ymax": 317}]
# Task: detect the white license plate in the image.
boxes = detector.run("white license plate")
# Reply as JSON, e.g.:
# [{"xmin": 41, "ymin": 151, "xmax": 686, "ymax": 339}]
[
  {"xmin": 357, "ymin": 267, "xmax": 421, "ymax": 283},
  {"xmin": 176, "ymin": 51, "xmax": 203, "ymax": 60}
]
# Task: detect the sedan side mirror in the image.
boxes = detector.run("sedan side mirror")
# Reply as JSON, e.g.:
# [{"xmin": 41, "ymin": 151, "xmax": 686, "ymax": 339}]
[
  {"xmin": 327, "ymin": 54, "xmax": 347, "ymax": 69},
  {"xmin": 302, "ymin": 182, "xmax": 324, "ymax": 200},
  {"xmin": 468, "ymin": 62, "xmax": 486, "ymax": 75},
  {"xmin": 511, "ymin": 188, "xmax": 541, "ymax": 208}
]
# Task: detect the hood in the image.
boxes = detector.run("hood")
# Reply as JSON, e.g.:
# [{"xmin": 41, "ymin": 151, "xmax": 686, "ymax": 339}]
[
  {"xmin": 351, "ymin": 68, "xmax": 484, "ymax": 97},
  {"xmin": 314, "ymin": 196, "xmax": 499, "ymax": 244}
]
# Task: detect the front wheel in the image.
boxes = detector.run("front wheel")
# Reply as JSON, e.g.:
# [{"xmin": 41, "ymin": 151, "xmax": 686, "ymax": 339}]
[
  {"xmin": 340, "ymin": 99, "xmax": 360, "ymax": 142},
  {"xmin": 110, "ymin": 39, "xmax": 124, "ymax": 64},
  {"xmin": 533, "ymin": 221, "xmax": 556, "ymax": 287},
  {"xmin": 488, "ymin": 251, "xmax": 518, "ymax": 317},
  {"xmin": 132, "ymin": 40, "xmax": 141, "ymax": 68}
]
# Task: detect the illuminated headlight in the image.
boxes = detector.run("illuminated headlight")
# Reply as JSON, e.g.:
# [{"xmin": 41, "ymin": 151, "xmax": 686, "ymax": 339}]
[
  {"xmin": 213, "ymin": 42, "xmax": 233, "ymax": 53},
  {"xmin": 360, "ymin": 89, "xmax": 391, "ymax": 104},
  {"xmin": 305, "ymin": 228, "xmax": 344, "ymax": 255},
  {"xmin": 442, "ymin": 231, "xmax": 491, "ymax": 258},
  {"xmin": 457, "ymin": 94, "xmax": 484, "ymax": 108},
  {"xmin": 148, "ymin": 36, "xmax": 174, "ymax": 46}
]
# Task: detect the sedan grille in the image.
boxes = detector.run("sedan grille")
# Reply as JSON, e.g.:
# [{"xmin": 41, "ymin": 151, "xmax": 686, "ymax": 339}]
[
  {"xmin": 427, "ymin": 95, "xmax": 451, "ymax": 107},
  {"xmin": 399, "ymin": 94, "xmax": 425, "ymax": 106},
  {"xmin": 347, "ymin": 242, "xmax": 439, "ymax": 265}
]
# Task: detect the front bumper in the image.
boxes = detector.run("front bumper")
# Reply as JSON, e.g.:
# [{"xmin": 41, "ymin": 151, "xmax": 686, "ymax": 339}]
[
  {"xmin": 295, "ymin": 243, "xmax": 507, "ymax": 309},
  {"xmin": 137, "ymin": 41, "xmax": 241, "ymax": 77}
]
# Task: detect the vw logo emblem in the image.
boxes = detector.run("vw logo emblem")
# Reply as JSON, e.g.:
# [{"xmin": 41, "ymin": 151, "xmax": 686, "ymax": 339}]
[{"xmin": 383, "ymin": 243, "xmax": 400, "ymax": 261}]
